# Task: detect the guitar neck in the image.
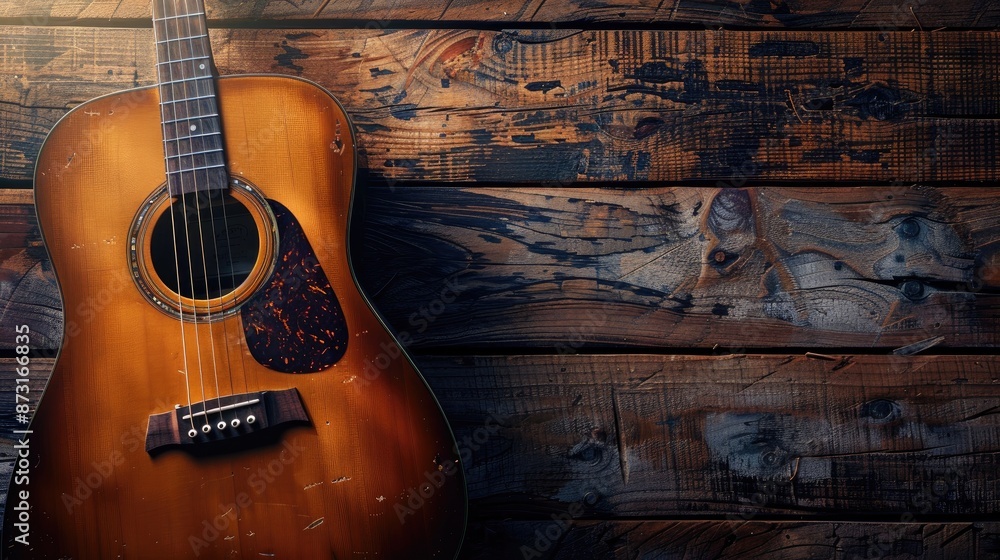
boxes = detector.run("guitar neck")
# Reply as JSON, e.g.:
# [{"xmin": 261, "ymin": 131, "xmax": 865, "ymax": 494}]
[{"xmin": 151, "ymin": 0, "xmax": 228, "ymax": 196}]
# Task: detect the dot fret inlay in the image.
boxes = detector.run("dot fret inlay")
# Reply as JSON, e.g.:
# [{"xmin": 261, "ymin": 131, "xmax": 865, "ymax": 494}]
[{"xmin": 152, "ymin": 0, "xmax": 227, "ymax": 196}]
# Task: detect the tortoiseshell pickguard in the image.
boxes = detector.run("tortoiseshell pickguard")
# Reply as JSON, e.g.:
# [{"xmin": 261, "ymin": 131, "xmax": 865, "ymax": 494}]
[{"xmin": 241, "ymin": 200, "xmax": 348, "ymax": 373}]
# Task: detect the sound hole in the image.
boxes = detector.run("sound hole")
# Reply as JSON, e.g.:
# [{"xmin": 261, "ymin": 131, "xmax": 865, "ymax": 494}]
[{"xmin": 149, "ymin": 190, "xmax": 260, "ymax": 300}]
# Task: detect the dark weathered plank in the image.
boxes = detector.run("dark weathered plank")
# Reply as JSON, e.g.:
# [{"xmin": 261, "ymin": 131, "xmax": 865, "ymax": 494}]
[
  {"xmin": 3, "ymin": 27, "xmax": 1000, "ymax": 183},
  {"xmin": 356, "ymin": 184, "xmax": 1000, "ymax": 349},
  {"xmin": 422, "ymin": 354, "xmax": 1000, "ymax": 517},
  {"xmin": 460, "ymin": 520, "xmax": 1000, "ymax": 560},
  {"xmin": 3, "ymin": 184, "xmax": 999, "ymax": 349},
  {"xmin": 2, "ymin": 0, "xmax": 999, "ymax": 29},
  {"xmin": 5, "ymin": 355, "xmax": 1000, "ymax": 520},
  {"xmin": 0, "ymin": 202, "xmax": 60, "ymax": 349}
]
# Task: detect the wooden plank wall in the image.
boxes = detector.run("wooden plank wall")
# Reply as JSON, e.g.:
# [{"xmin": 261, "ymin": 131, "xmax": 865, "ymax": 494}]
[{"xmin": 2, "ymin": 1, "xmax": 1000, "ymax": 558}]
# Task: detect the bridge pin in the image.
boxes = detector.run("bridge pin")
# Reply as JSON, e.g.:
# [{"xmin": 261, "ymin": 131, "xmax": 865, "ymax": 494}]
[
  {"xmin": 231, "ymin": 418, "xmax": 241, "ymax": 428},
  {"xmin": 202, "ymin": 424, "xmax": 211, "ymax": 433},
  {"xmin": 246, "ymin": 415, "xmax": 256, "ymax": 425},
  {"xmin": 188, "ymin": 428, "xmax": 197, "ymax": 438},
  {"xmin": 217, "ymin": 421, "xmax": 227, "ymax": 430}
]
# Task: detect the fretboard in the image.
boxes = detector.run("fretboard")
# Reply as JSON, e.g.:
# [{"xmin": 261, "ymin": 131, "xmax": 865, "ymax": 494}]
[{"xmin": 152, "ymin": 0, "xmax": 227, "ymax": 196}]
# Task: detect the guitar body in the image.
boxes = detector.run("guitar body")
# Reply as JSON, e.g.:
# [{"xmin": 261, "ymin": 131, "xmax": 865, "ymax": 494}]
[{"xmin": 3, "ymin": 76, "xmax": 465, "ymax": 559}]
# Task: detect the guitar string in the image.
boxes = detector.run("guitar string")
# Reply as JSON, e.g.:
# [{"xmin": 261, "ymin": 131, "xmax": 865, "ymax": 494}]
[
  {"xmin": 167, "ymin": 0, "xmax": 211, "ymax": 434},
  {"xmin": 160, "ymin": 0, "xmax": 211, "ymax": 434},
  {"xmin": 198, "ymin": 0, "xmax": 253, "ymax": 404},
  {"xmin": 179, "ymin": 0, "xmax": 254, "ymax": 405},
  {"xmin": 183, "ymin": 0, "xmax": 251, "ymax": 520},
  {"xmin": 181, "ymin": 0, "xmax": 233, "ymax": 428},
  {"xmin": 178, "ymin": 0, "xmax": 228, "ymax": 431},
  {"xmin": 185, "ymin": 0, "xmax": 252, "ymax": 528},
  {"xmin": 153, "ymin": 0, "xmax": 196, "ymax": 436},
  {"xmin": 197, "ymin": 59, "xmax": 253, "ymax": 407}
]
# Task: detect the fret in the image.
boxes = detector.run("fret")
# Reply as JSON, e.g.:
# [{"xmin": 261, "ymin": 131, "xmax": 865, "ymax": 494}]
[
  {"xmin": 159, "ymin": 83, "xmax": 216, "ymax": 105},
  {"xmin": 171, "ymin": 131, "xmax": 222, "ymax": 142},
  {"xmin": 153, "ymin": 12, "xmax": 205, "ymax": 21},
  {"xmin": 167, "ymin": 148, "xmax": 224, "ymax": 159},
  {"xmin": 167, "ymin": 163, "xmax": 227, "ymax": 175},
  {"xmin": 163, "ymin": 118, "xmax": 221, "ymax": 140},
  {"xmin": 153, "ymin": 0, "xmax": 227, "ymax": 195},
  {"xmin": 162, "ymin": 135, "xmax": 223, "ymax": 158},
  {"xmin": 163, "ymin": 113, "xmax": 219, "ymax": 124},
  {"xmin": 161, "ymin": 94, "xmax": 216, "ymax": 105},
  {"xmin": 154, "ymin": 38, "xmax": 210, "ymax": 63},
  {"xmin": 156, "ymin": 33, "xmax": 209, "ymax": 44},
  {"xmin": 161, "ymin": 75, "xmax": 212, "ymax": 85},
  {"xmin": 157, "ymin": 55, "xmax": 210, "ymax": 66}
]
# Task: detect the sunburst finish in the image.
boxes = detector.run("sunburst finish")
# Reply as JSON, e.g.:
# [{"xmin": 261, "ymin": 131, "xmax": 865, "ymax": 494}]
[{"xmin": 2, "ymin": 70, "xmax": 465, "ymax": 560}]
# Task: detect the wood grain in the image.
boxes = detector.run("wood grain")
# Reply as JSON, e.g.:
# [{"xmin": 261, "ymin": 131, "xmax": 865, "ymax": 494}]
[
  {"xmin": 0, "ymin": 203, "xmax": 60, "ymax": 348},
  {"xmin": 459, "ymin": 520, "xmax": 1000, "ymax": 560},
  {"xmin": 2, "ymin": 1, "xmax": 998, "ymax": 557},
  {"xmin": 3, "ymin": 27, "xmax": 1000, "ymax": 184},
  {"xmin": 2, "ymin": 0, "xmax": 999, "ymax": 29},
  {"xmin": 7, "ymin": 354, "xmax": 1000, "ymax": 520},
  {"xmin": 356, "ymin": 184, "xmax": 1000, "ymax": 350},
  {"xmin": 4, "ymin": 183, "xmax": 999, "ymax": 350},
  {"xmin": 422, "ymin": 353, "xmax": 1000, "ymax": 517}
]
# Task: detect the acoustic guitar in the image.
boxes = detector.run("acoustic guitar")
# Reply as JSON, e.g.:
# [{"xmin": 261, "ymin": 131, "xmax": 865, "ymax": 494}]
[{"xmin": 2, "ymin": 0, "xmax": 466, "ymax": 558}]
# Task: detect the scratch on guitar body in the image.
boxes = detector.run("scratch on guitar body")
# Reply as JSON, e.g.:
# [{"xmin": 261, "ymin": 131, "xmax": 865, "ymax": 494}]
[{"xmin": 84, "ymin": 110, "xmax": 101, "ymax": 116}]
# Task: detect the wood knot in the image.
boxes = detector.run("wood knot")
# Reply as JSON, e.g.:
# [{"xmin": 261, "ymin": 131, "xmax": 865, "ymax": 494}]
[
  {"xmin": 492, "ymin": 33, "xmax": 514, "ymax": 55},
  {"xmin": 759, "ymin": 448, "xmax": 788, "ymax": 469},
  {"xmin": 568, "ymin": 440, "xmax": 606, "ymax": 464},
  {"xmin": 900, "ymin": 280, "xmax": 925, "ymax": 300},
  {"xmin": 898, "ymin": 218, "xmax": 921, "ymax": 239},
  {"xmin": 845, "ymin": 83, "xmax": 913, "ymax": 121},
  {"xmin": 861, "ymin": 399, "xmax": 899, "ymax": 422},
  {"xmin": 707, "ymin": 189, "xmax": 754, "ymax": 237},
  {"xmin": 438, "ymin": 36, "xmax": 479, "ymax": 65},
  {"xmin": 633, "ymin": 117, "xmax": 664, "ymax": 140}
]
